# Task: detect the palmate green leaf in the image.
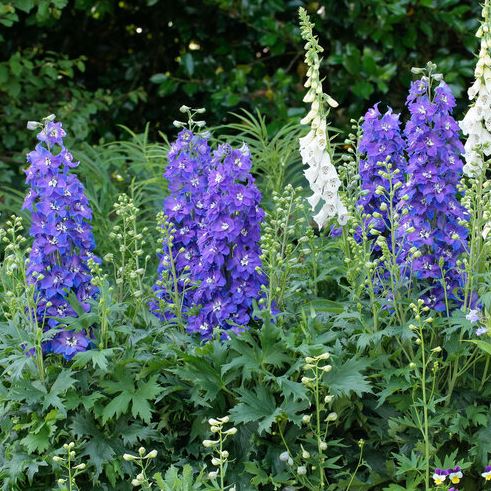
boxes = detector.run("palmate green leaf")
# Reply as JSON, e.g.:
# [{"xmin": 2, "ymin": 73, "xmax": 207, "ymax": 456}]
[
  {"xmin": 70, "ymin": 413, "xmax": 116, "ymax": 477},
  {"xmin": 42, "ymin": 370, "xmax": 77, "ymax": 414},
  {"xmin": 154, "ymin": 464, "xmax": 203, "ymax": 490},
  {"xmin": 72, "ymin": 348, "xmax": 114, "ymax": 371},
  {"xmin": 230, "ymin": 385, "xmax": 280, "ymax": 434},
  {"xmin": 20, "ymin": 425, "xmax": 51, "ymax": 454},
  {"xmin": 325, "ymin": 357, "xmax": 372, "ymax": 398},
  {"xmin": 102, "ymin": 392, "xmax": 132, "ymax": 424},
  {"xmin": 101, "ymin": 374, "xmax": 162, "ymax": 423},
  {"xmin": 221, "ymin": 313, "xmax": 291, "ymax": 381},
  {"xmin": 174, "ymin": 352, "xmax": 228, "ymax": 406}
]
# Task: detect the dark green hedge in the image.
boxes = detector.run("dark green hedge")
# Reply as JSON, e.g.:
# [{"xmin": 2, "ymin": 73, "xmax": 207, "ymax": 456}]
[{"xmin": 0, "ymin": 0, "xmax": 480, "ymax": 167}]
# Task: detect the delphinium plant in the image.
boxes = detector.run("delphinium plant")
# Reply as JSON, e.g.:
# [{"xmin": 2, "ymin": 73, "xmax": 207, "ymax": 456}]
[
  {"xmin": 189, "ymin": 138, "xmax": 265, "ymax": 339},
  {"xmin": 275, "ymin": 352, "xmax": 365, "ymax": 491},
  {"xmin": 23, "ymin": 115, "xmax": 99, "ymax": 360},
  {"xmin": 351, "ymin": 103, "xmax": 408, "ymax": 324},
  {"xmin": 150, "ymin": 106, "xmax": 211, "ymax": 326},
  {"xmin": 0, "ymin": 215, "xmax": 46, "ymax": 378},
  {"xmin": 109, "ymin": 194, "xmax": 150, "ymax": 310},
  {"xmin": 52, "ymin": 442, "xmax": 87, "ymax": 491},
  {"xmin": 123, "ymin": 447, "xmax": 159, "ymax": 489},
  {"xmin": 259, "ymin": 183, "xmax": 311, "ymax": 312},
  {"xmin": 151, "ymin": 106, "xmax": 265, "ymax": 339},
  {"xmin": 398, "ymin": 63, "xmax": 468, "ymax": 315},
  {"xmin": 298, "ymin": 7, "xmax": 348, "ymax": 229},
  {"xmin": 202, "ymin": 416, "xmax": 237, "ymax": 490}
]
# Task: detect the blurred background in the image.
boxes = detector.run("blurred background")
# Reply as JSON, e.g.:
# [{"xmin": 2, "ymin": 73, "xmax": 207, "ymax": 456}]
[{"xmin": 0, "ymin": 0, "xmax": 481, "ymax": 174}]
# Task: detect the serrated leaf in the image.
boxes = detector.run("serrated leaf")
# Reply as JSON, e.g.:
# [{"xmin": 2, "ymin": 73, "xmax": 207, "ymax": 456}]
[
  {"xmin": 21, "ymin": 425, "xmax": 51, "ymax": 453},
  {"xmin": 325, "ymin": 357, "xmax": 372, "ymax": 397},
  {"xmin": 131, "ymin": 396, "xmax": 152, "ymax": 423},
  {"xmin": 230, "ymin": 385, "xmax": 280, "ymax": 434},
  {"xmin": 72, "ymin": 349, "xmax": 112, "ymax": 371},
  {"xmin": 102, "ymin": 392, "xmax": 132, "ymax": 423}
]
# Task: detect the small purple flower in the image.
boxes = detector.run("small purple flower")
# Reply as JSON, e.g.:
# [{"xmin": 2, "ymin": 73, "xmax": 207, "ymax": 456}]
[
  {"xmin": 466, "ymin": 309, "xmax": 481, "ymax": 323},
  {"xmin": 432, "ymin": 468, "xmax": 448, "ymax": 485},
  {"xmin": 448, "ymin": 466, "xmax": 463, "ymax": 485},
  {"xmin": 476, "ymin": 326, "xmax": 488, "ymax": 336},
  {"xmin": 482, "ymin": 465, "xmax": 491, "ymax": 481}
]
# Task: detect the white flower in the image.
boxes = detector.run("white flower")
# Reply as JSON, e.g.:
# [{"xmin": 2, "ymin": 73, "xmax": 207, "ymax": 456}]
[
  {"xmin": 298, "ymin": 8, "xmax": 348, "ymax": 228},
  {"xmin": 279, "ymin": 451, "xmax": 290, "ymax": 462},
  {"xmin": 460, "ymin": 2, "xmax": 491, "ymax": 177}
]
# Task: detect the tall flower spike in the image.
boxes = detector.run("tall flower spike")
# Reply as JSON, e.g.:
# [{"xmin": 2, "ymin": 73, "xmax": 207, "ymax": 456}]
[
  {"xmin": 150, "ymin": 128, "xmax": 211, "ymax": 320},
  {"xmin": 460, "ymin": 0, "xmax": 491, "ymax": 177},
  {"xmin": 298, "ymin": 7, "xmax": 348, "ymax": 228},
  {"xmin": 23, "ymin": 115, "xmax": 98, "ymax": 360},
  {"xmin": 357, "ymin": 103, "xmax": 406, "ymax": 240},
  {"xmin": 398, "ymin": 66, "xmax": 468, "ymax": 312},
  {"xmin": 189, "ymin": 142, "xmax": 265, "ymax": 339}
]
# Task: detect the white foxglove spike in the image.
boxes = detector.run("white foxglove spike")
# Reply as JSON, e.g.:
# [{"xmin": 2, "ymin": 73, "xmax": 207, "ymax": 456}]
[
  {"xmin": 298, "ymin": 7, "xmax": 348, "ymax": 228},
  {"xmin": 460, "ymin": 0, "xmax": 491, "ymax": 177}
]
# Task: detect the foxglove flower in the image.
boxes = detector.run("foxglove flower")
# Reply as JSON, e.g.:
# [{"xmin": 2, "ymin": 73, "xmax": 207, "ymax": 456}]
[
  {"xmin": 150, "ymin": 129, "xmax": 211, "ymax": 318},
  {"xmin": 23, "ymin": 117, "xmax": 98, "ymax": 360},
  {"xmin": 398, "ymin": 76, "xmax": 468, "ymax": 311},
  {"xmin": 460, "ymin": 1, "xmax": 491, "ymax": 177},
  {"xmin": 298, "ymin": 8, "xmax": 347, "ymax": 228},
  {"xmin": 188, "ymin": 143, "xmax": 265, "ymax": 339},
  {"xmin": 357, "ymin": 104, "xmax": 406, "ymax": 239}
]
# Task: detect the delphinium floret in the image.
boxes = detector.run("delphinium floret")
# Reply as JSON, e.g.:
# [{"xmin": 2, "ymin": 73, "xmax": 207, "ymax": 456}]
[
  {"xmin": 298, "ymin": 7, "xmax": 348, "ymax": 228},
  {"xmin": 188, "ymin": 142, "xmax": 265, "ymax": 339},
  {"xmin": 23, "ymin": 115, "xmax": 98, "ymax": 360},
  {"xmin": 398, "ymin": 65, "xmax": 468, "ymax": 312}
]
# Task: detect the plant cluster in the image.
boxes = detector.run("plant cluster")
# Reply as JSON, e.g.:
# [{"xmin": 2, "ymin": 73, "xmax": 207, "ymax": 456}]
[{"xmin": 3, "ymin": 5, "xmax": 491, "ymax": 491}]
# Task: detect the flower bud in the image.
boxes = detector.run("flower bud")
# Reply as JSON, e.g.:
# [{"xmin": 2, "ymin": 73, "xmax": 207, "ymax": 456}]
[{"xmin": 145, "ymin": 450, "xmax": 158, "ymax": 459}]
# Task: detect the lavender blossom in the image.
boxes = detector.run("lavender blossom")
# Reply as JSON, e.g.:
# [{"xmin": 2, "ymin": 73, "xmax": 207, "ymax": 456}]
[
  {"xmin": 23, "ymin": 117, "xmax": 98, "ymax": 360},
  {"xmin": 398, "ymin": 77, "xmax": 468, "ymax": 311}
]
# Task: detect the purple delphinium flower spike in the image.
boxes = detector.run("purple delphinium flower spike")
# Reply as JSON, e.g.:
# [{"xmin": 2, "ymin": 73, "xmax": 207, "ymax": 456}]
[
  {"xmin": 398, "ymin": 77, "xmax": 468, "ymax": 312},
  {"xmin": 23, "ymin": 117, "xmax": 98, "ymax": 360},
  {"xmin": 188, "ymin": 143, "xmax": 265, "ymax": 339},
  {"xmin": 357, "ymin": 103, "xmax": 406, "ymax": 240},
  {"xmin": 149, "ymin": 129, "xmax": 211, "ymax": 319}
]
